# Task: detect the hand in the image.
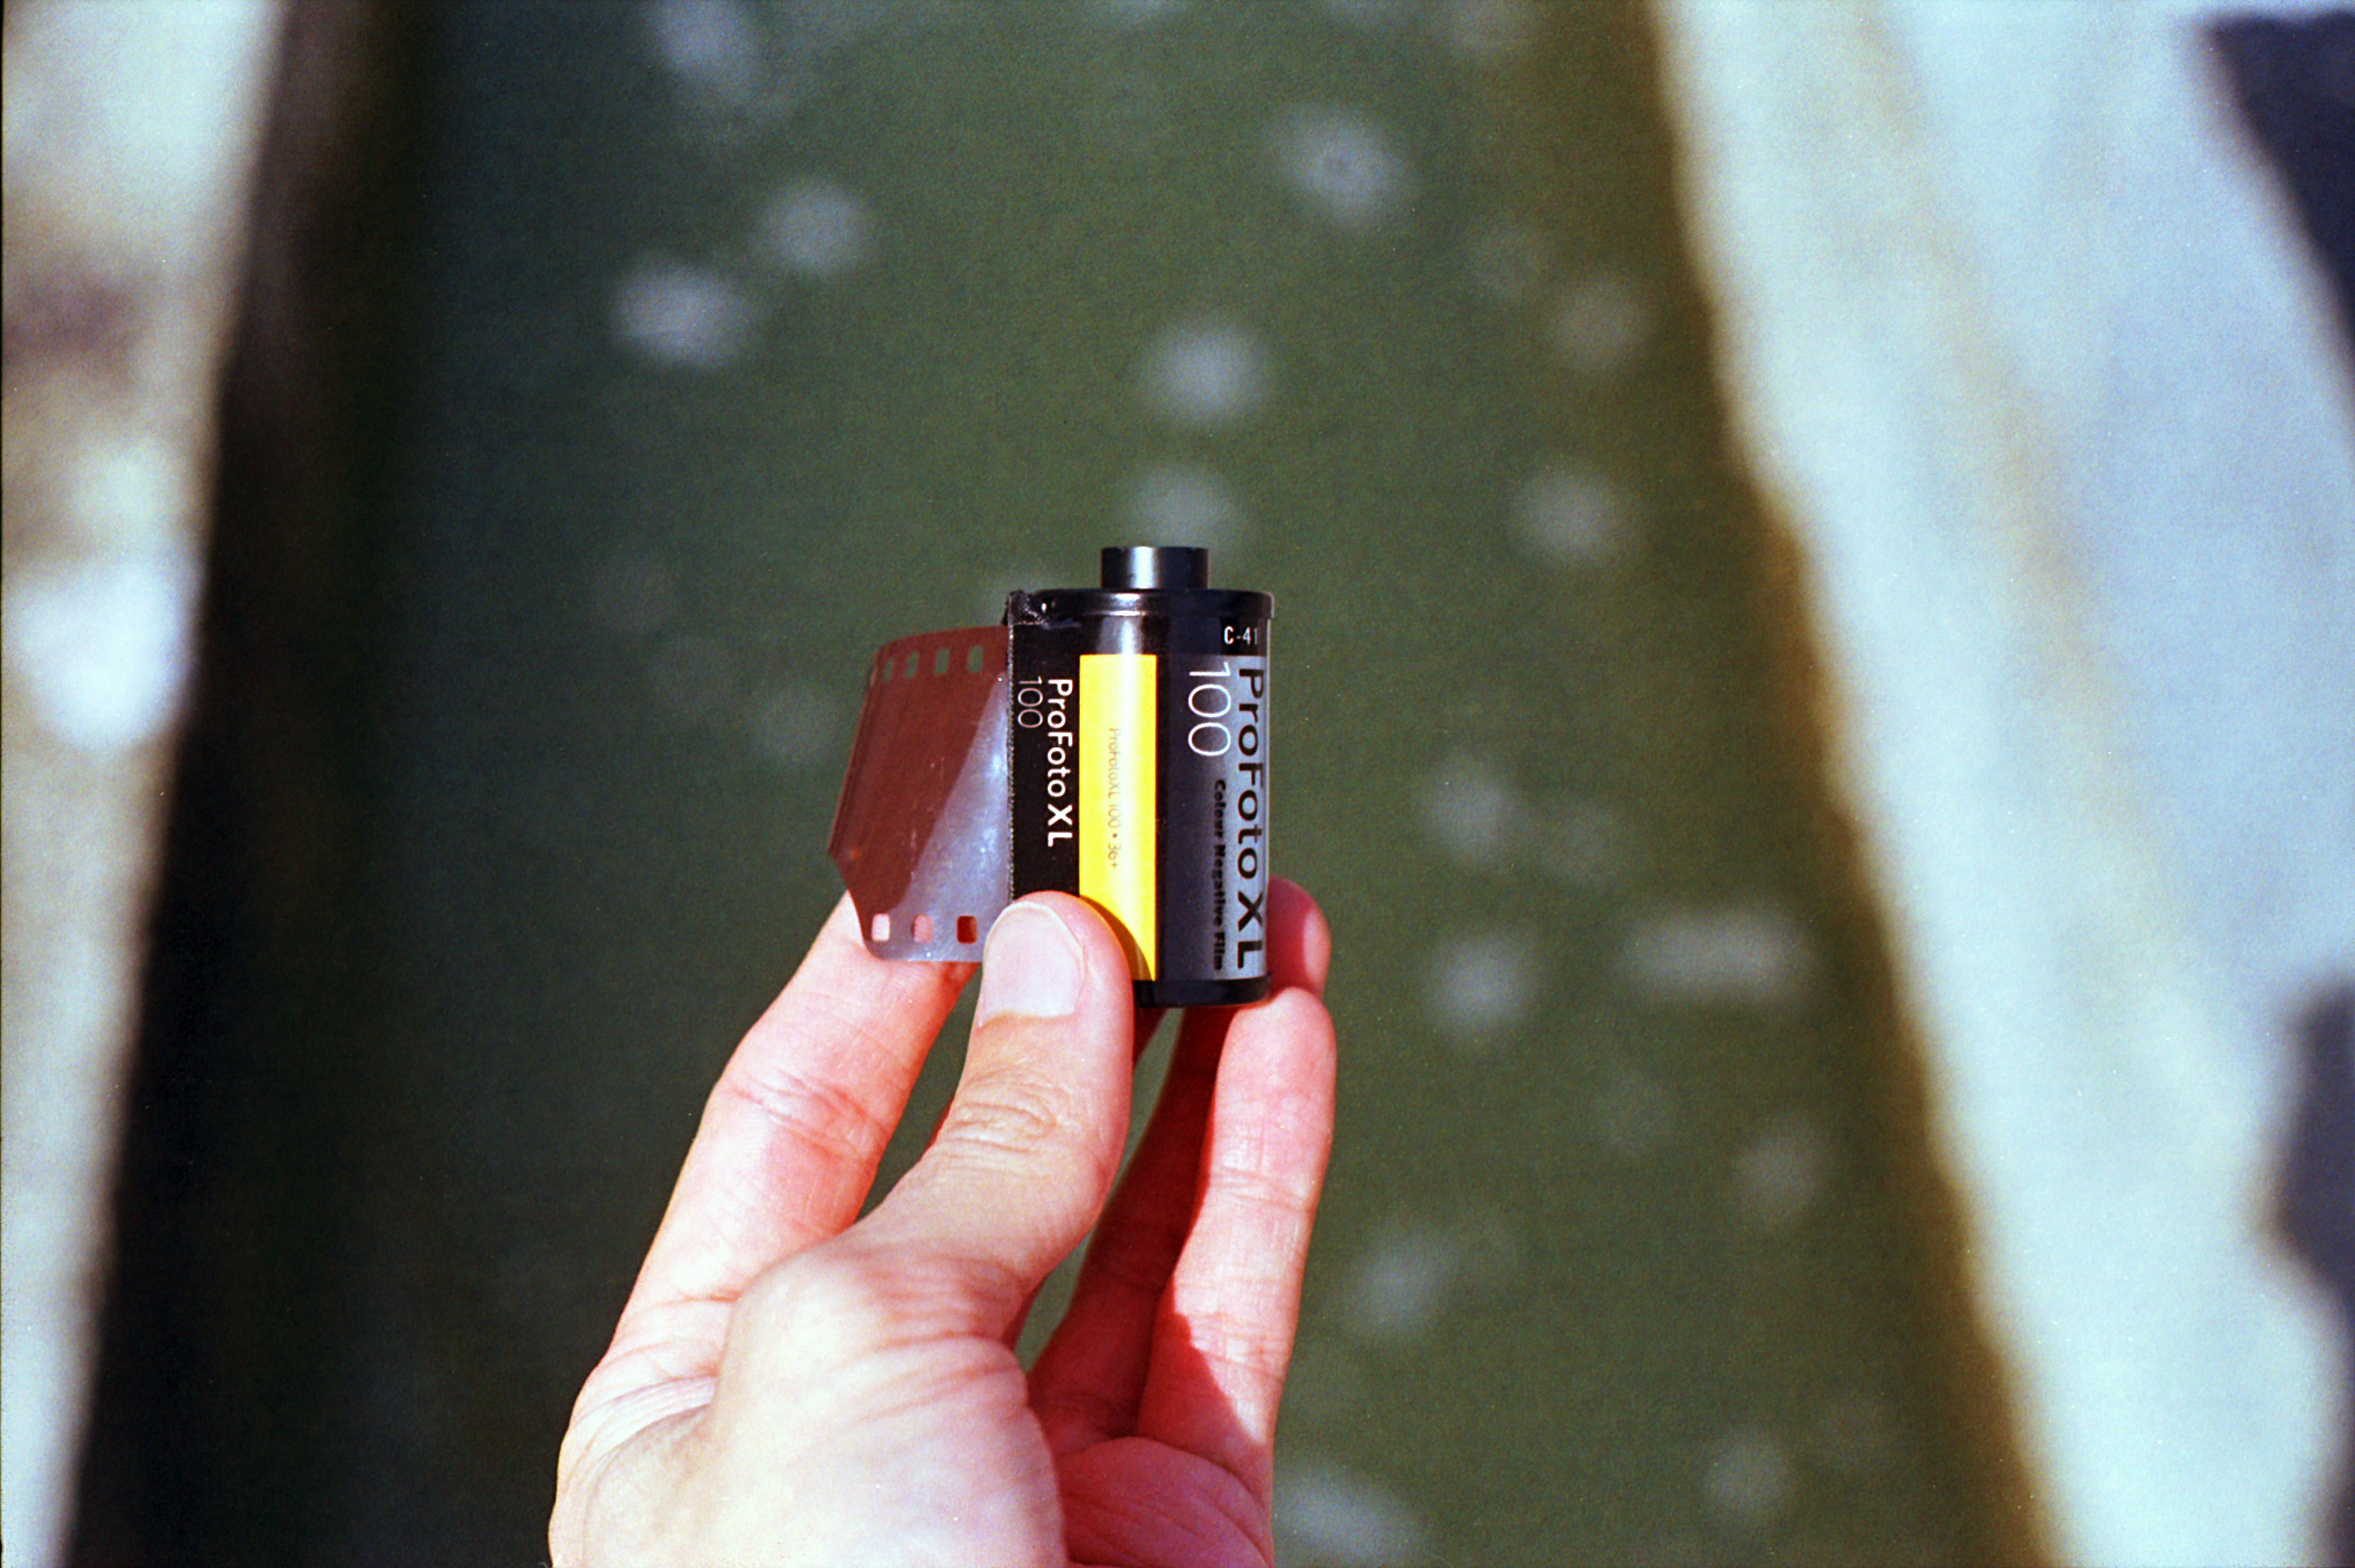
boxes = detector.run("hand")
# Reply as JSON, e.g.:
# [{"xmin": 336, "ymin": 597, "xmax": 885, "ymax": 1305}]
[{"xmin": 551, "ymin": 882, "xmax": 1336, "ymax": 1567}]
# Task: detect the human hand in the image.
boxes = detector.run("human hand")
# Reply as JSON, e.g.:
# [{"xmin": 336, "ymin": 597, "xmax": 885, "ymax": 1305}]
[{"xmin": 550, "ymin": 882, "xmax": 1336, "ymax": 1567}]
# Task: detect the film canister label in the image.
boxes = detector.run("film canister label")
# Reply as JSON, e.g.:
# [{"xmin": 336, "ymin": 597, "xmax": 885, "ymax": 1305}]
[
  {"xmin": 1078, "ymin": 651, "xmax": 1159, "ymax": 979},
  {"xmin": 1157, "ymin": 614, "xmax": 1270, "ymax": 995},
  {"xmin": 1008, "ymin": 588, "xmax": 1270, "ymax": 1005}
]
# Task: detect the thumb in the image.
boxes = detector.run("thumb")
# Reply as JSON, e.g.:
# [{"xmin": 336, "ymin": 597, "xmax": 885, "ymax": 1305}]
[{"xmin": 861, "ymin": 894, "xmax": 1136, "ymax": 1339}]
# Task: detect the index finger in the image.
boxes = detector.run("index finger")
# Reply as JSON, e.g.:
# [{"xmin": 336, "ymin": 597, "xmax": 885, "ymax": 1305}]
[{"xmin": 619, "ymin": 895, "xmax": 972, "ymax": 1326}]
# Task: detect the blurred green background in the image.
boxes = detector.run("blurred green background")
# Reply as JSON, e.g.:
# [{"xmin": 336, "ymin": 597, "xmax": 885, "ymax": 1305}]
[{"xmin": 77, "ymin": 2, "xmax": 2032, "ymax": 1562}]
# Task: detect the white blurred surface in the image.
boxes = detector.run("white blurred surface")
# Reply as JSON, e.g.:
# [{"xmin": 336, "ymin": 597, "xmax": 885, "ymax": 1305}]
[
  {"xmin": 1, "ymin": 4, "xmax": 284, "ymax": 1565},
  {"xmin": 1658, "ymin": 2, "xmax": 2353, "ymax": 1562}
]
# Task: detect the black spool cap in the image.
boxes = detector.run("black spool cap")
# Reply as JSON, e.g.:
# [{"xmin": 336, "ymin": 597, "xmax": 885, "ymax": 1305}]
[{"xmin": 1101, "ymin": 545, "xmax": 1209, "ymax": 591}]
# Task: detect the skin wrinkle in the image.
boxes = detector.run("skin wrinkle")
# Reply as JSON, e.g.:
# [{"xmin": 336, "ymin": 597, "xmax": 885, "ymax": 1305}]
[
  {"xmin": 568, "ymin": 1369, "xmax": 716, "ymax": 1454},
  {"xmin": 727, "ymin": 1242, "xmax": 981, "ymax": 1365},
  {"xmin": 845, "ymin": 1210, "xmax": 1070, "ymax": 1347},
  {"xmin": 564, "ymin": 1393, "xmax": 703, "ymax": 1503},
  {"xmin": 1162, "ymin": 1294, "xmax": 1293, "ymax": 1413},
  {"xmin": 740, "ymin": 988, "xmax": 961, "ymax": 1149},
  {"xmin": 644, "ymin": 1131, "xmax": 848, "ymax": 1309},
  {"xmin": 934, "ymin": 1076, "xmax": 1091, "ymax": 1167},
  {"xmin": 593, "ymin": 1299, "xmax": 736, "ymax": 1397},
  {"xmin": 1062, "ymin": 1440, "xmax": 1273, "ymax": 1568},
  {"xmin": 1169, "ymin": 1247, "xmax": 1307, "ymax": 1391},
  {"xmin": 904, "ymin": 1013, "xmax": 1130, "ymax": 1240},
  {"xmin": 709, "ymin": 1053, "xmax": 900, "ymax": 1177},
  {"xmin": 722, "ymin": 1312, "xmax": 1002, "ymax": 1444},
  {"xmin": 1234, "ymin": 1113, "xmax": 1315, "ymax": 1183},
  {"xmin": 1201, "ymin": 1119, "xmax": 1325, "ymax": 1218},
  {"xmin": 804, "ymin": 1334, "xmax": 1032, "ymax": 1437},
  {"xmin": 556, "ymin": 1400, "xmax": 703, "ymax": 1565},
  {"xmin": 1065, "ymin": 1489, "xmax": 1248, "ymax": 1568}
]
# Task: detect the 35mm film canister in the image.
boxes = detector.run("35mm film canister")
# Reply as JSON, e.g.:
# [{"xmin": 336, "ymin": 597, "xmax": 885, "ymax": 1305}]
[{"xmin": 828, "ymin": 546, "xmax": 1273, "ymax": 1008}]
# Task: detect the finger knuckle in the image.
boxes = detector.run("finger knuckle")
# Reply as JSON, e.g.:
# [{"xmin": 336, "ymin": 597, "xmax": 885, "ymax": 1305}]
[
  {"xmin": 712, "ymin": 1058, "xmax": 893, "ymax": 1170},
  {"xmin": 940, "ymin": 1078, "xmax": 1114, "ymax": 1188},
  {"xmin": 1206, "ymin": 1148, "xmax": 1319, "ymax": 1219},
  {"xmin": 1187, "ymin": 1291, "xmax": 1295, "ymax": 1392}
]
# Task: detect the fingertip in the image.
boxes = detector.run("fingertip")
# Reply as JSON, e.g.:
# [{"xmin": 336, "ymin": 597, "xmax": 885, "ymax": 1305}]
[
  {"xmin": 975, "ymin": 901, "xmax": 1087, "ymax": 1023},
  {"xmin": 994, "ymin": 892, "xmax": 1135, "ymax": 1007},
  {"xmin": 1270, "ymin": 877, "xmax": 1331, "ymax": 998},
  {"xmin": 1255, "ymin": 984, "xmax": 1339, "ymax": 1099}
]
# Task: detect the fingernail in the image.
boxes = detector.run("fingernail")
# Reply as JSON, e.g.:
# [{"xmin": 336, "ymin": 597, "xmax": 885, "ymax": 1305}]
[{"xmin": 974, "ymin": 902, "xmax": 1084, "ymax": 1023}]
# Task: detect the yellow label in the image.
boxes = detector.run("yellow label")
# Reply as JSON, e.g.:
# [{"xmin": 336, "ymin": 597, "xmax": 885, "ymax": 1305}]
[{"xmin": 1079, "ymin": 652, "xmax": 1157, "ymax": 979}]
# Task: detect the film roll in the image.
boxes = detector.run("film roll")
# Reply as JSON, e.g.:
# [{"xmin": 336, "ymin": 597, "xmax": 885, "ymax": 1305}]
[{"xmin": 829, "ymin": 546, "xmax": 1272, "ymax": 1008}]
